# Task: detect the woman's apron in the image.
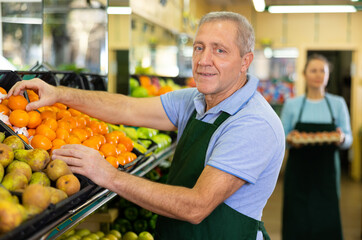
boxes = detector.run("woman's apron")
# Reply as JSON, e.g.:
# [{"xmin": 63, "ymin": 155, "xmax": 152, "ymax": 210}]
[
  {"xmin": 282, "ymin": 97, "xmax": 343, "ymax": 240},
  {"xmin": 155, "ymin": 110, "xmax": 270, "ymax": 240}
]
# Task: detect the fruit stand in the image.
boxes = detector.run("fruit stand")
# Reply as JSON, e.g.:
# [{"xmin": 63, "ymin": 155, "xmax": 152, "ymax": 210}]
[{"xmin": 0, "ymin": 71, "xmax": 177, "ymax": 240}]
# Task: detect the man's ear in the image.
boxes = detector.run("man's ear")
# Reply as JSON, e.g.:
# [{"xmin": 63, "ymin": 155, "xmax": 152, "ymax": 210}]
[{"xmin": 241, "ymin": 52, "xmax": 254, "ymax": 73}]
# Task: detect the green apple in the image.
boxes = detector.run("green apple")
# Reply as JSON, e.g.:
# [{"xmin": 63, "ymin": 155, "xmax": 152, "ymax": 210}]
[{"xmin": 137, "ymin": 231, "xmax": 154, "ymax": 240}]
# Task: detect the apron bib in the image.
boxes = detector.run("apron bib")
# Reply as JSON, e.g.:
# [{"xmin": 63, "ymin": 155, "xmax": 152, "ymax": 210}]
[
  {"xmin": 282, "ymin": 97, "xmax": 343, "ymax": 240},
  {"xmin": 155, "ymin": 110, "xmax": 270, "ymax": 240}
]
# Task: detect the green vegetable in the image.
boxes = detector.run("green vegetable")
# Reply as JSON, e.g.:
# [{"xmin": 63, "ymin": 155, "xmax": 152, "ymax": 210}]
[
  {"xmin": 124, "ymin": 206, "xmax": 139, "ymax": 221},
  {"xmin": 149, "ymin": 214, "xmax": 158, "ymax": 230},
  {"xmin": 133, "ymin": 219, "xmax": 148, "ymax": 233},
  {"xmin": 113, "ymin": 218, "xmax": 133, "ymax": 234},
  {"xmin": 145, "ymin": 169, "xmax": 161, "ymax": 181},
  {"xmin": 139, "ymin": 208, "xmax": 153, "ymax": 219}
]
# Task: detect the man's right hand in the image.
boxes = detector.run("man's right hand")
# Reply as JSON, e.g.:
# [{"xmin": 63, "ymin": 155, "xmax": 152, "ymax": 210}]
[{"xmin": 7, "ymin": 78, "xmax": 59, "ymax": 111}]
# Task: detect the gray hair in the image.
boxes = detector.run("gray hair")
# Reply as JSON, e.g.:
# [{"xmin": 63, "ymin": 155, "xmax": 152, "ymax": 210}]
[{"xmin": 198, "ymin": 11, "xmax": 255, "ymax": 56}]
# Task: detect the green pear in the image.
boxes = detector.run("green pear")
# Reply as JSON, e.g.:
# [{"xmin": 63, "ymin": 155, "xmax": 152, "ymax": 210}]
[
  {"xmin": 0, "ymin": 132, "xmax": 5, "ymax": 143},
  {"xmin": 29, "ymin": 172, "xmax": 51, "ymax": 186},
  {"xmin": 0, "ymin": 143, "xmax": 14, "ymax": 168},
  {"xmin": 3, "ymin": 135, "xmax": 24, "ymax": 150},
  {"xmin": 6, "ymin": 160, "xmax": 32, "ymax": 181},
  {"xmin": 0, "ymin": 200, "xmax": 24, "ymax": 234},
  {"xmin": 22, "ymin": 184, "xmax": 51, "ymax": 211},
  {"xmin": 14, "ymin": 148, "xmax": 50, "ymax": 172},
  {"xmin": 1, "ymin": 172, "xmax": 28, "ymax": 191},
  {"xmin": 46, "ymin": 186, "xmax": 67, "ymax": 204},
  {"xmin": 0, "ymin": 164, "xmax": 3, "ymax": 182},
  {"xmin": 46, "ymin": 159, "xmax": 72, "ymax": 181},
  {"xmin": 0, "ymin": 187, "xmax": 12, "ymax": 202}
]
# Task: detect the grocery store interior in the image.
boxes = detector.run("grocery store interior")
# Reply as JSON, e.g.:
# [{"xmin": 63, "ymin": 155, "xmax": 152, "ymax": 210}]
[{"xmin": 0, "ymin": 0, "xmax": 362, "ymax": 239}]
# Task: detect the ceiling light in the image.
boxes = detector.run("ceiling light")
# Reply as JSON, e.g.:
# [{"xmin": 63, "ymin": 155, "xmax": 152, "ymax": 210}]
[
  {"xmin": 268, "ymin": 5, "xmax": 356, "ymax": 13},
  {"xmin": 253, "ymin": 0, "xmax": 266, "ymax": 12},
  {"xmin": 107, "ymin": 7, "xmax": 132, "ymax": 15}
]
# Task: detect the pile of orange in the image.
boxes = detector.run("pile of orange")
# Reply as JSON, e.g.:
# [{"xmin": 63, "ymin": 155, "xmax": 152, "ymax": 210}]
[{"xmin": 0, "ymin": 87, "xmax": 137, "ymax": 168}]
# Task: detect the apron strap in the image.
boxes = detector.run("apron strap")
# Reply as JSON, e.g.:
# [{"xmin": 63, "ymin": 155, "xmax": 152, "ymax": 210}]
[
  {"xmin": 324, "ymin": 95, "xmax": 335, "ymax": 124},
  {"xmin": 297, "ymin": 97, "xmax": 307, "ymax": 122},
  {"xmin": 258, "ymin": 221, "xmax": 271, "ymax": 240}
]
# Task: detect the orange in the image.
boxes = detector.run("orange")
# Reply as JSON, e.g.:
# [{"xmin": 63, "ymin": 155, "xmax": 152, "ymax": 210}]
[
  {"xmin": 36, "ymin": 124, "xmax": 56, "ymax": 141},
  {"xmin": 71, "ymin": 128, "xmax": 88, "ymax": 142},
  {"xmin": 157, "ymin": 86, "xmax": 173, "ymax": 95},
  {"xmin": 85, "ymin": 127, "xmax": 93, "ymax": 138},
  {"xmin": 105, "ymin": 132, "xmax": 119, "ymax": 145},
  {"xmin": 106, "ymin": 156, "xmax": 119, "ymax": 168},
  {"xmin": 31, "ymin": 134, "xmax": 52, "ymax": 150},
  {"xmin": 75, "ymin": 116, "xmax": 87, "ymax": 129},
  {"xmin": 52, "ymin": 138, "xmax": 66, "ymax": 148},
  {"xmin": 26, "ymin": 90, "xmax": 39, "ymax": 102},
  {"xmin": 116, "ymin": 143, "xmax": 127, "ymax": 154},
  {"xmin": 119, "ymin": 152, "xmax": 137, "ymax": 165},
  {"xmin": 27, "ymin": 128, "xmax": 36, "ymax": 136},
  {"xmin": 139, "ymin": 75, "xmax": 152, "ymax": 87},
  {"xmin": 17, "ymin": 134, "xmax": 29, "ymax": 144},
  {"xmin": 113, "ymin": 130, "xmax": 126, "ymax": 139},
  {"xmin": 56, "ymin": 109, "xmax": 72, "ymax": 120},
  {"xmin": 40, "ymin": 110, "xmax": 57, "ymax": 120},
  {"xmin": 68, "ymin": 108, "xmax": 81, "ymax": 117},
  {"xmin": 66, "ymin": 135, "xmax": 81, "ymax": 144},
  {"xmin": 53, "ymin": 102, "xmax": 67, "ymax": 110},
  {"xmin": 57, "ymin": 120, "xmax": 72, "ymax": 132},
  {"xmin": 82, "ymin": 114, "xmax": 91, "ymax": 126},
  {"xmin": 118, "ymin": 136, "xmax": 134, "ymax": 152},
  {"xmin": 7, "ymin": 95, "xmax": 28, "ymax": 111},
  {"xmin": 89, "ymin": 120, "xmax": 101, "ymax": 135},
  {"xmin": 0, "ymin": 87, "xmax": 7, "ymax": 94},
  {"xmin": 98, "ymin": 150, "xmax": 105, "ymax": 158},
  {"xmin": 2, "ymin": 99, "xmax": 8, "ymax": 106},
  {"xmin": 100, "ymin": 143, "xmax": 117, "ymax": 157},
  {"xmin": 9, "ymin": 109, "xmax": 30, "ymax": 128},
  {"xmin": 146, "ymin": 85, "xmax": 158, "ymax": 96},
  {"xmin": 82, "ymin": 138, "xmax": 101, "ymax": 150},
  {"xmin": 89, "ymin": 135, "xmax": 106, "ymax": 146},
  {"xmin": 99, "ymin": 122, "xmax": 109, "ymax": 135},
  {"xmin": 42, "ymin": 118, "xmax": 58, "ymax": 131},
  {"xmin": 117, "ymin": 155, "xmax": 127, "ymax": 166},
  {"xmin": 63, "ymin": 116, "xmax": 77, "ymax": 129},
  {"xmin": 0, "ymin": 104, "xmax": 10, "ymax": 116},
  {"xmin": 27, "ymin": 110, "xmax": 42, "ymax": 128},
  {"xmin": 56, "ymin": 128, "xmax": 70, "ymax": 140}
]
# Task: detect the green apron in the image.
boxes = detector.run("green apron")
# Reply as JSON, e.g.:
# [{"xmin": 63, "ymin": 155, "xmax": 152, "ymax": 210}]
[
  {"xmin": 155, "ymin": 110, "xmax": 270, "ymax": 240},
  {"xmin": 282, "ymin": 97, "xmax": 343, "ymax": 240}
]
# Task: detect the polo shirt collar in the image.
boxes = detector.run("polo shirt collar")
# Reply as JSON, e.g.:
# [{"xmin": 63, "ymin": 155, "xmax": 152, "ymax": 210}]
[{"xmin": 193, "ymin": 74, "xmax": 259, "ymax": 116}]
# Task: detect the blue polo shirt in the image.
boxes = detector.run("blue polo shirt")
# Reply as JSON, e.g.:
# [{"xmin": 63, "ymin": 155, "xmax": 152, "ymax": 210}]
[{"xmin": 160, "ymin": 74, "xmax": 285, "ymax": 223}]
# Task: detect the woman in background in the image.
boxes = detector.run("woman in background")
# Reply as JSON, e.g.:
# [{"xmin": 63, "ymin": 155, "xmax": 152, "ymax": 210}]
[{"xmin": 281, "ymin": 54, "xmax": 352, "ymax": 240}]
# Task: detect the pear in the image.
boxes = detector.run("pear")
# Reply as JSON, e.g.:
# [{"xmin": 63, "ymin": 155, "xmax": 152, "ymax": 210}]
[
  {"xmin": 0, "ymin": 132, "xmax": 5, "ymax": 143},
  {"xmin": 22, "ymin": 184, "xmax": 51, "ymax": 211},
  {"xmin": 0, "ymin": 200, "xmax": 24, "ymax": 234},
  {"xmin": 0, "ymin": 164, "xmax": 3, "ymax": 182},
  {"xmin": 6, "ymin": 160, "xmax": 32, "ymax": 181},
  {"xmin": 1, "ymin": 172, "xmax": 28, "ymax": 191},
  {"xmin": 3, "ymin": 135, "xmax": 24, "ymax": 150},
  {"xmin": 0, "ymin": 187, "xmax": 12, "ymax": 202},
  {"xmin": 0, "ymin": 143, "xmax": 14, "ymax": 168},
  {"xmin": 46, "ymin": 187, "xmax": 68, "ymax": 204},
  {"xmin": 46, "ymin": 159, "xmax": 72, "ymax": 181},
  {"xmin": 14, "ymin": 148, "xmax": 50, "ymax": 172},
  {"xmin": 29, "ymin": 172, "xmax": 51, "ymax": 186},
  {"xmin": 23, "ymin": 205, "xmax": 43, "ymax": 219},
  {"xmin": 56, "ymin": 174, "xmax": 81, "ymax": 197}
]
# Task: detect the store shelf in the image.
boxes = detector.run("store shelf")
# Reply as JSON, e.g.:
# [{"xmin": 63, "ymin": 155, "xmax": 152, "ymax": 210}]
[{"xmin": 34, "ymin": 144, "xmax": 176, "ymax": 240}]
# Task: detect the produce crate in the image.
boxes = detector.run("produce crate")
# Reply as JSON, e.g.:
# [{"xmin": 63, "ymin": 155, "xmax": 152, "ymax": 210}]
[
  {"xmin": 79, "ymin": 73, "xmax": 107, "ymax": 91},
  {"xmin": 0, "ymin": 121, "xmax": 98, "ymax": 240},
  {"xmin": 0, "ymin": 71, "xmax": 22, "ymax": 92}
]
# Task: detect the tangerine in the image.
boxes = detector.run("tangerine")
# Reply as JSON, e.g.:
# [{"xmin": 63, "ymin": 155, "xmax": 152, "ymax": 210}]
[
  {"xmin": 40, "ymin": 110, "xmax": 57, "ymax": 120},
  {"xmin": 27, "ymin": 110, "xmax": 42, "ymax": 128},
  {"xmin": 56, "ymin": 128, "xmax": 70, "ymax": 140},
  {"xmin": 82, "ymin": 138, "xmax": 100, "ymax": 150},
  {"xmin": 42, "ymin": 118, "xmax": 58, "ymax": 131},
  {"xmin": 0, "ymin": 104, "xmax": 10, "ymax": 116},
  {"xmin": 100, "ymin": 143, "xmax": 117, "ymax": 157},
  {"xmin": 52, "ymin": 138, "xmax": 66, "ymax": 148},
  {"xmin": 0, "ymin": 87, "xmax": 7, "ymax": 94},
  {"xmin": 66, "ymin": 135, "xmax": 81, "ymax": 144},
  {"xmin": 9, "ymin": 109, "xmax": 30, "ymax": 128},
  {"xmin": 26, "ymin": 90, "xmax": 39, "ymax": 102},
  {"xmin": 117, "ymin": 155, "xmax": 127, "ymax": 166},
  {"xmin": 7, "ymin": 95, "xmax": 28, "ymax": 111},
  {"xmin": 68, "ymin": 108, "xmax": 81, "ymax": 117},
  {"xmin": 99, "ymin": 122, "xmax": 109, "ymax": 135},
  {"xmin": 56, "ymin": 109, "xmax": 72, "ymax": 120},
  {"xmin": 27, "ymin": 128, "xmax": 36, "ymax": 136},
  {"xmin": 36, "ymin": 124, "xmax": 56, "ymax": 141},
  {"xmin": 116, "ymin": 143, "xmax": 128, "ymax": 154},
  {"xmin": 57, "ymin": 120, "xmax": 72, "ymax": 132},
  {"xmin": 105, "ymin": 156, "xmax": 119, "ymax": 168},
  {"xmin": 71, "ymin": 128, "xmax": 88, "ymax": 142},
  {"xmin": 52, "ymin": 102, "xmax": 67, "ymax": 110},
  {"xmin": 118, "ymin": 136, "xmax": 134, "ymax": 152},
  {"xmin": 105, "ymin": 132, "xmax": 119, "ymax": 145},
  {"xmin": 31, "ymin": 134, "xmax": 52, "ymax": 150}
]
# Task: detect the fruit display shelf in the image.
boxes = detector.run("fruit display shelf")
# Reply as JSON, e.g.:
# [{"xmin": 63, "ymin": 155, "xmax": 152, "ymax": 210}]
[{"xmin": 32, "ymin": 143, "xmax": 176, "ymax": 240}]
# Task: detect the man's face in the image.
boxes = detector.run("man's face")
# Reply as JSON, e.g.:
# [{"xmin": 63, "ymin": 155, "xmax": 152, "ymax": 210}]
[{"xmin": 192, "ymin": 20, "xmax": 249, "ymax": 100}]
